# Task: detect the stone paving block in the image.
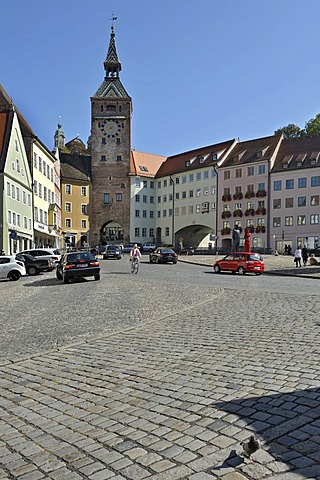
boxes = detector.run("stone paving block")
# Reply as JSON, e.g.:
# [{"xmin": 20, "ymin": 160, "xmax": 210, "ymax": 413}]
[
  {"xmin": 89, "ymin": 469, "xmax": 116, "ymax": 480},
  {"xmin": 119, "ymin": 463, "xmax": 151, "ymax": 479},
  {"xmin": 150, "ymin": 458, "xmax": 176, "ymax": 472}
]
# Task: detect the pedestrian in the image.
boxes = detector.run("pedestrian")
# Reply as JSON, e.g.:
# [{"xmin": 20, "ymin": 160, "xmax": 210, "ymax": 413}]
[
  {"xmin": 301, "ymin": 245, "xmax": 308, "ymax": 267},
  {"xmin": 0, "ymin": 250, "xmax": 5, "ymax": 255},
  {"xmin": 294, "ymin": 246, "xmax": 302, "ymax": 267},
  {"xmin": 284, "ymin": 244, "xmax": 288, "ymax": 254},
  {"xmin": 287, "ymin": 245, "xmax": 292, "ymax": 255}
]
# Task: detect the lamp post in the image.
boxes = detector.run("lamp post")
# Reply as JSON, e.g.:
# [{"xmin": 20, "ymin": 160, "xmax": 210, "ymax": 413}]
[
  {"xmin": 170, "ymin": 175, "xmax": 175, "ymax": 248},
  {"xmin": 273, "ymin": 234, "xmax": 276, "ymax": 255}
]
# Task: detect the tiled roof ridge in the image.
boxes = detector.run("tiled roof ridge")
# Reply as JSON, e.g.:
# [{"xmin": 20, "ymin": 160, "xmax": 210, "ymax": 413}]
[{"xmin": 167, "ymin": 139, "xmax": 236, "ymax": 159}]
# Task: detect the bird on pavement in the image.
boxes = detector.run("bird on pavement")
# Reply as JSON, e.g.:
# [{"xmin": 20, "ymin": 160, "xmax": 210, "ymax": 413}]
[{"xmin": 240, "ymin": 435, "xmax": 261, "ymax": 460}]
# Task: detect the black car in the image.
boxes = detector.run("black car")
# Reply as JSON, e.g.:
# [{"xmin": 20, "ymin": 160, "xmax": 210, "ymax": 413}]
[
  {"xmin": 103, "ymin": 245, "xmax": 122, "ymax": 260},
  {"xmin": 149, "ymin": 248, "xmax": 178, "ymax": 264},
  {"xmin": 16, "ymin": 253, "xmax": 54, "ymax": 276},
  {"xmin": 56, "ymin": 251, "xmax": 100, "ymax": 284},
  {"xmin": 309, "ymin": 246, "xmax": 320, "ymax": 257}
]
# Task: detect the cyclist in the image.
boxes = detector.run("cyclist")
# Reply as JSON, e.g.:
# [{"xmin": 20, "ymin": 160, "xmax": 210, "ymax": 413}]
[{"xmin": 130, "ymin": 244, "xmax": 141, "ymax": 272}]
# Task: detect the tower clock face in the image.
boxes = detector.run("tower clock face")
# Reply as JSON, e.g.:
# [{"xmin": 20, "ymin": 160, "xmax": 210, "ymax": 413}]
[{"xmin": 102, "ymin": 119, "xmax": 121, "ymax": 137}]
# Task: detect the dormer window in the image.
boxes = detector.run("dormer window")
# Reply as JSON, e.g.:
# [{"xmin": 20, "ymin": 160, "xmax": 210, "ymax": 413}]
[
  {"xmin": 212, "ymin": 154, "xmax": 218, "ymax": 160},
  {"xmin": 185, "ymin": 161, "xmax": 190, "ymax": 167},
  {"xmin": 199, "ymin": 157, "xmax": 205, "ymax": 164},
  {"xmin": 256, "ymin": 151, "xmax": 262, "ymax": 158}
]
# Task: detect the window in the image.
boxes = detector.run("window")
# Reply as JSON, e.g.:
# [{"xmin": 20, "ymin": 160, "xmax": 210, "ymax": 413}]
[
  {"xmin": 175, "ymin": 192, "xmax": 179, "ymax": 200},
  {"xmin": 258, "ymin": 164, "xmax": 265, "ymax": 175},
  {"xmin": 8, "ymin": 210, "xmax": 11, "ymax": 223},
  {"xmin": 163, "ymin": 195, "xmax": 167, "ymax": 202},
  {"xmin": 311, "ymin": 176, "xmax": 320, "ymax": 187},
  {"xmin": 16, "ymin": 159, "xmax": 20, "ymax": 173},
  {"xmin": 116, "ymin": 193, "xmax": 122, "ymax": 201},
  {"xmin": 273, "ymin": 217, "xmax": 281, "ymax": 227},
  {"xmin": 66, "ymin": 219, "xmax": 71, "ymax": 228},
  {"xmin": 34, "ymin": 207, "xmax": 38, "ymax": 222},
  {"xmin": 247, "ymin": 201, "xmax": 254, "ymax": 209},
  {"xmin": 143, "ymin": 180, "xmax": 147, "ymax": 188},
  {"xmin": 11, "ymin": 185, "xmax": 15, "ymax": 199},
  {"xmin": 157, "ymin": 196, "xmax": 161, "ymax": 203},
  {"xmin": 273, "ymin": 199, "xmax": 281, "ymax": 209},
  {"xmin": 285, "ymin": 216, "xmax": 293, "ymax": 226},
  {"xmin": 142, "ymin": 228, "xmax": 147, "ymax": 237},
  {"xmin": 235, "ymin": 203, "xmax": 242, "ymax": 210},
  {"xmin": 189, "ymin": 190, "xmax": 194, "ymax": 198},
  {"xmin": 150, "ymin": 181, "xmax": 154, "ymax": 189},
  {"xmin": 81, "ymin": 187, "xmax": 87, "ymax": 196},
  {"xmin": 211, "ymin": 202, "xmax": 216, "ymax": 210},
  {"xmin": 23, "ymin": 191, "xmax": 26, "ymax": 204},
  {"xmin": 65, "ymin": 184, "xmax": 71, "ymax": 195},
  {"xmin": 165, "ymin": 227, "xmax": 170, "ymax": 236},
  {"xmin": 135, "ymin": 179, "xmax": 141, "ymax": 188},
  {"xmin": 285, "ymin": 197, "xmax": 294, "ymax": 208},
  {"xmin": 24, "ymin": 216, "xmax": 27, "ymax": 228},
  {"xmin": 297, "ymin": 215, "xmax": 306, "ymax": 225},
  {"xmin": 6, "ymin": 182, "xmax": 10, "ymax": 196},
  {"xmin": 181, "ymin": 206, "xmax": 186, "ymax": 215},
  {"xmin": 258, "ymin": 200, "xmax": 265, "ymax": 208},
  {"xmin": 44, "ymin": 187, "xmax": 47, "ymax": 201},
  {"xmin": 247, "ymin": 166, "xmax": 254, "ymax": 176},
  {"xmin": 38, "ymin": 157, "xmax": 42, "ymax": 172},
  {"xmin": 168, "ymin": 208, "xmax": 173, "ymax": 216},
  {"xmin": 235, "ymin": 168, "xmax": 242, "ymax": 178},
  {"xmin": 81, "ymin": 220, "xmax": 87, "ymax": 229},
  {"xmin": 182, "ymin": 191, "xmax": 187, "ymax": 199},
  {"xmin": 81, "ymin": 205, "xmax": 87, "ymax": 214},
  {"xmin": 297, "ymin": 196, "xmax": 306, "ymax": 207},
  {"xmin": 142, "ymin": 210, "xmax": 147, "ymax": 218},
  {"xmin": 274, "ymin": 180, "xmax": 282, "ymax": 191},
  {"xmin": 181, "ymin": 175, "xmax": 187, "ymax": 183},
  {"xmin": 149, "ymin": 228, "xmax": 154, "ymax": 238},
  {"xmin": 235, "ymin": 186, "xmax": 242, "ymax": 194},
  {"xmin": 223, "ymin": 221, "xmax": 231, "ymax": 229},
  {"xmin": 163, "ymin": 180, "xmax": 167, "ymax": 187},
  {"xmin": 189, "ymin": 174, "xmax": 194, "ymax": 182},
  {"xmin": 135, "ymin": 227, "xmax": 140, "ymax": 237},
  {"xmin": 150, "ymin": 211, "xmax": 154, "ymax": 218},
  {"xmin": 101, "ymin": 155, "xmax": 106, "ymax": 161},
  {"xmin": 16, "ymin": 187, "xmax": 20, "ymax": 201},
  {"xmin": 258, "ymin": 183, "xmax": 265, "ymax": 191},
  {"xmin": 298, "ymin": 177, "xmax": 307, "ymax": 188},
  {"xmin": 135, "ymin": 194, "xmax": 140, "ymax": 202},
  {"xmin": 257, "ymin": 218, "xmax": 265, "ymax": 226},
  {"xmin": 157, "ymin": 211, "xmax": 161, "ymax": 218},
  {"xmin": 157, "ymin": 181, "xmax": 161, "ymax": 188},
  {"xmin": 196, "ymin": 172, "xmax": 201, "ymax": 181},
  {"xmin": 12, "ymin": 212, "xmax": 16, "ymax": 225},
  {"xmin": 38, "ymin": 184, "xmax": 42, "ymax": 198},
  {"xmin": 116, "ymin": 155, "xmax": 122, "ymax": 161},
  {"xmin": 310, "ymin": 214, "xmax": 319, "ymax": 225},
  {"xmin": 163, "ymin": 210, "xmax": 167, "ymax": 217},
  {"xmin": 175, "ymin": 177, "xmax": 180, "ymax": 184},
  {"xmin": 311, "ymin": 195, "xmax": 319, "ymax": 206},
  {"xmin": 211, "ymin": 187, "xmax": 216, "ymax": 195},
  {"xmin": 188, "ymin": 205, "xmax": 194, "ymax": 214},
  {"xmin": 34, "ymin": 153, "xmax": 37, "ymax": 168},
  {"xmin": 65, "ymin": 202, "xmax": 71, "ymax": 212},
  {"xmin": 196, "ymin": 188, "xmax": 201, "ymax": 197},
  {"xmin": 224, "ymin": 171, "xmax": 230, "ymax": 180},
  {"xmin": 196, "ymin": 204, "xmax": 201, "ymax": 213},
  {"xmin": 135, "ymin": 210, "xmax": 140, "ymax": 218},
  {"xmin": 204, "ymin": 171, "xmax": 209, "ymax": 180},
  {"xmin": 103, "ymin": 193, "xmax": 110, "ymax": 204},
  {"xmin": 203, "ymin": 187, "xmax": 209, "ymax": 196},
  {"xmin": 150, "ymin": 196, "xmax": 154, "ymax": 204},
  {"xmin": 286, "ymin": 179, "xmax": 294, "ymax": 189}
]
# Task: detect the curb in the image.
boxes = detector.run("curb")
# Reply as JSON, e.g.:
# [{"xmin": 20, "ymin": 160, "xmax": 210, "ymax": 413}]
[{"xmin": 178, "ymin": 257, "xmax": 320, "ymax": 279}]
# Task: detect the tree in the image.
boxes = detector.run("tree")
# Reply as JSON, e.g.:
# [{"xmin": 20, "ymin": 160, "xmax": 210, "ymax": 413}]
[
  {"xmin": 274, "ymin": 123, "xmax": 305, "ymax": 139},
  {"xmin": 305, "ymin": 114, "xmax": 320, "ymax": 135}
]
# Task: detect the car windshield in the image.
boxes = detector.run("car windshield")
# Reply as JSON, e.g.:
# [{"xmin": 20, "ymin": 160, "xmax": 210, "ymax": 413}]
[
  {"xmin": 67, "ymin": 253, "xmax": 95, "ymax": 262},
  {"xmin": 159, "ymin": 249, "xmax": 175, "ymax": 253},
  {"xmin": 249, "ymin": 254, "xmax": 263, "ymax": 261}
]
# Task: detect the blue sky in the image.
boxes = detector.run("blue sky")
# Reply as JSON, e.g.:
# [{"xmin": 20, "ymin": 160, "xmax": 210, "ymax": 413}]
[{"xmin": 1, "ymin": 0, "xmax": 320, "ymax": 157}]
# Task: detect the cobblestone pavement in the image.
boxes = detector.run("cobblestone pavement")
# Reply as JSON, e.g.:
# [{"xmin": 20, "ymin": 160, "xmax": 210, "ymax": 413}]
[{"xmin": 0, "ymin": 261, "xmax": 320, "ymax": 479}]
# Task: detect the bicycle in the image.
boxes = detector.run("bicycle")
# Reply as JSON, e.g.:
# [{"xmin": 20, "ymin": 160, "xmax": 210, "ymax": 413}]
[{"xmin": 131, "ymin": 257, "xmax": 139, "ymax": 274}]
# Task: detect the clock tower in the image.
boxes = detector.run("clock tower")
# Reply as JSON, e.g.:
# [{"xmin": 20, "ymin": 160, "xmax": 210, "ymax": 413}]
[{"xmin": 90, "ymin": 25, "xmax": 132, "ymax": 245}]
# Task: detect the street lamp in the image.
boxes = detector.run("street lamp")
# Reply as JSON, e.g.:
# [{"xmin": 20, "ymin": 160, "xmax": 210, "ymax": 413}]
[
  {"xmin": 170, "ymin": 175, "xmax": 175, "ymax": 247},
  {"xmin": 273, "ymin": 234, "xmax": 276, "ymax": 255}
]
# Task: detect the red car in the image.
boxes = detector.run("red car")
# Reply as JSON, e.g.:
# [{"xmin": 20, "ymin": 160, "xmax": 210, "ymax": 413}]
[{"xmin": 213, "ymin": 252, "xmax": 264, "ymax": 275}]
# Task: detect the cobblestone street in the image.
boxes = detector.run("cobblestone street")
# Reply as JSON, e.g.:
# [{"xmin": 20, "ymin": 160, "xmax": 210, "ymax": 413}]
[{"xmin": 0, "ymin": 259, "xmax": 320, "ymax": 479}]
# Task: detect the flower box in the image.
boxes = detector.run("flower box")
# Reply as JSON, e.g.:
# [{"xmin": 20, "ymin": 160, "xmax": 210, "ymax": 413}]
[
  {"xmin": 233, "ymin": 192, "xmax": 243, "ymax": 200},
  {"xmin": 233, "ymin": 209, "xmax": 243, "ymax": 218},
  {"xmin": 255, "ymin": 225, "xmax": 266, "ymax": 233},
  {"xmin": 246, "ymin": 225, "xmax": 255, "ymax": 233},
  {"xmin": 221, "ymin": 211, "xmax": 231, "ymax": 219},
  {"xmin": 256, "ymin": 189, "xmax": 267, "ymax": 198},
  {"xmin": 244, "ymin": 208, "xmax": 255, "ymax": 216},
  {"xmin": 222, "ymin": 194, "xmax": 232, "ymax": 202},
  {"xmin": 221, "ymin": 227, "xmax": 231, "ymax": 235},
  {"xmin": 245, "ymin": 191, "xmax": 255, "ymax": 199},
  {"xmin": 256, "ymin": 207, "xmax": 266, "ymax": 215}
]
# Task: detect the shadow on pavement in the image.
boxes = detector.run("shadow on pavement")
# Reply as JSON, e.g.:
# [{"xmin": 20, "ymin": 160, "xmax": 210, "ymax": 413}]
[{"xmin": 215, "ymin": 387, "xmax": 320, "ymax": 478}]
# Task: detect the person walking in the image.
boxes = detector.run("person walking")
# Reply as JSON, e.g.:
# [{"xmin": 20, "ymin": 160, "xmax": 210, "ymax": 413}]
[
  {"xmin": 294, "ymin": 246, "xmax": 302, "ymax": 267},
  {"xmin": 301, "ymin": 245, "xmax": 308, "ymax": 267}
]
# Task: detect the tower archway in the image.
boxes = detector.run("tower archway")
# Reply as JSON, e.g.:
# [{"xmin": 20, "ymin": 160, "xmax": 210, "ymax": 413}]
[{"xmin": 100, "ymin": 220, "xmax": 124, "ymax": 244}]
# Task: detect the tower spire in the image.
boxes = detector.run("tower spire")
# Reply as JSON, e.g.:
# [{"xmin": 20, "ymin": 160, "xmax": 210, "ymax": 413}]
[{"xmin": 104, "ymin": 21, "xmax": 121, "ymax": 79}]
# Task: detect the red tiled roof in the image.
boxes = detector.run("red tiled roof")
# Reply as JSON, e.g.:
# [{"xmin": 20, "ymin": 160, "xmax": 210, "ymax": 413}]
[
  {"xmin": 131, "ymin": 151, "xmax": 166, "ymax": 177},
  {"xmin": 156, "ymin": 140, "xmax": 236, "ymax": 177}
]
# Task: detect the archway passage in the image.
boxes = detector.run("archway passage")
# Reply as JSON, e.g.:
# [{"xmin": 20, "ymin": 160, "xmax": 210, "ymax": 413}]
[
  {"xmin": 100, "ymin": 221, "xmax": 124, "ymax": 244},
  {"xmin": 175, "ymin": 224, "xmax": 215, "ymax": 251}
]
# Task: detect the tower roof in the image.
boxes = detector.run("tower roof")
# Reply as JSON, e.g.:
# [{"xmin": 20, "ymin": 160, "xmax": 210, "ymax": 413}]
[{"xmin": 104, "ymin": 26, "xmax": 122, "ymax": 79}]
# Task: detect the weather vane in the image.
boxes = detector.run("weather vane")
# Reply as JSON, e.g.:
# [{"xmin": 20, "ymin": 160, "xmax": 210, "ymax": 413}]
[{"xmin": 110, "ymin": 14, "xmax": 118, "ymax": 28}]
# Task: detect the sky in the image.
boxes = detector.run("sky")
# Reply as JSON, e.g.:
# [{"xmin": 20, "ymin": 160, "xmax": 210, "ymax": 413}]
[{"xmin": 1, "ymin": 0, "xmax": 320, "ymax": 157}]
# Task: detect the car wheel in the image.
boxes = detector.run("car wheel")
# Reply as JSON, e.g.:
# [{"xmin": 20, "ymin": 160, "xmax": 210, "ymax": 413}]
[
  {"xmin": 56, "ymin": 270, "xmax": 63, "ymax": 280},
  {"xmin": 94, "ymin": 274, "xmax": 100, "ymax": 280},
  {"xmin": 213, "ymin": 264, "xmax": 221, "ymax": 273},
  {"xmin": 8, "ymin": 270, "xmax": 21, "ymax": 281},
  {"xmin": 156, "ymin": 257, "xmax": 159, "ymax": 263},
  {"xmin": 255, "ymin": 272, "xmax": 262, "ymax": 276},
  {"xmin": 238, "ymin": 266, "xmax": 246, "ymax": 275},
  {"xmin": 63, "ymin": 274, "xmax": 69, "ymax": 284},
  {"xmin": 173, "ymin": 261, "xmax": 177, "ymax": 264},
  {"xmin": 27, "ymin": 266, "xmax": 38, "ymax": 276}
]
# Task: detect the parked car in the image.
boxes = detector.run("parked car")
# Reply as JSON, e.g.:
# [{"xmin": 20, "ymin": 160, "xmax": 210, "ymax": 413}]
[
  {"xmin": 149, "ymin": 248, "xmax": 178, "ymax": 264},
  {"xmin": 56, "ymin": 251, "xmax": 100, "ymax": 284},
  {"xmin": 103, "ymin": 245, "xmax": 122, "ymax": 260},
  {"xmin": 213, "ymin": 252, "xmax": 264, "ymax": 275},
  {"xmin": 141, "ymin": 242, "xmax": 156, "ymax": 252},
  {"xmin": 19, "ymin": 248, "xmax": 61, "ymax": 265},
  {"xmin": 15, "ymin": 253, "xmax": 54, "ymax": 276},
  {"xmin": 0, "ymin": 255, "xmax": 26, "ymax": 281},
  {"xmin": 309, "ymin": 246, "xmax": 320, "ymax": 257},
  {"xmin": 123, "ymin": 243, "xmax": 134, "ymax": 253},
  {"xmin": 179, "ymin": 246, "xmax": 195, "ymax": 255}
]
